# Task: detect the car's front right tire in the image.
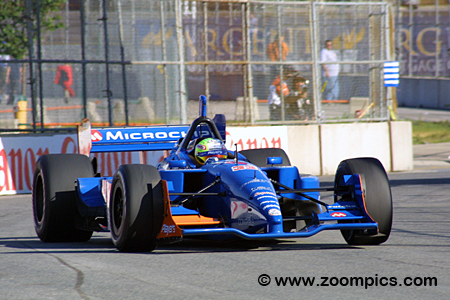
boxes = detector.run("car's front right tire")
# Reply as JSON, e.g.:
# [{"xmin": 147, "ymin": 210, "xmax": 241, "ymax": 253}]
[{"xmin": 32, "ymin": 154, "xmax": 94, "ymax": 242}]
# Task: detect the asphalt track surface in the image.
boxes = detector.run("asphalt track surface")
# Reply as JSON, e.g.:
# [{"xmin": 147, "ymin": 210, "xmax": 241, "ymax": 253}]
[
  {"xmin": 1, "ymin": 165, "xmax": 449, "ymax": 300},
  {"xmin": 1, "ymin": 106, "xmax": 450, "ymax": 299}
]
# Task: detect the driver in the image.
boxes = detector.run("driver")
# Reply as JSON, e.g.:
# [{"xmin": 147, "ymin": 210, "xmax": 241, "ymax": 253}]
[{"xmin": 194, "ymin": 138, "xmax": 227, "ymax": 165}]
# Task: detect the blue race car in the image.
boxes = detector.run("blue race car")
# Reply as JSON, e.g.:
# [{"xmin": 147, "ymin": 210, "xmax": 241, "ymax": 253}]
[{"xmin": 32, "ymin": 96, "xmax": 392, "ymax": 252}]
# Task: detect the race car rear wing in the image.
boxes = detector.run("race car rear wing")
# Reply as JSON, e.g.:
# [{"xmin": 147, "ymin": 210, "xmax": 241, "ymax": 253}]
[
  {"xmin": 78, "ymin": 119, "xmax": 190, "ymax": 155},
  {"xmin": 77, "ymin": 97, "xmax": 226, "ymax": 156}
]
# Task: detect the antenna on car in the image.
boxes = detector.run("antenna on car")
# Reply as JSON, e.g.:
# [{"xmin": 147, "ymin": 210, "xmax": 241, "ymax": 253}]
[
  {"xmin": 199, "ymin": 95, "xmax": 207, "ymax": 118},
  {"xmin": 234, "ymin": 143, "xmax": 238, "ymax": 164}
]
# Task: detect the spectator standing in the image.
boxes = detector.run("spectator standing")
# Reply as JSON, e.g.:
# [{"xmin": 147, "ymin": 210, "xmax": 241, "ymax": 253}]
[
  {"xmin": 54, "ymin": 64, "xmax": 75, "ymax": 103},
  {"xmin": 7, "ymin": 59, "xmax": 22, "ymax": 105},
  {"xmin": 249, "ymin": 13, "xmax": 258, "ymax": 38},
  {"xmin": 266, "ymin": 35, "xmax": 289, "ymax": 78},
  {"xmin": 0, "ymin": 53, "xmax": 11, "ymax": 103},
  {"xmin": 320, "ymin": 40, "xmax": 340, "ymax": 101}
]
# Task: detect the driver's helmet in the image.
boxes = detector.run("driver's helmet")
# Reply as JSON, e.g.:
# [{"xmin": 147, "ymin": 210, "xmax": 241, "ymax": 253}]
[{"xmin": 194, "ymin": 138, "xmax": 227, "ymax": 165}]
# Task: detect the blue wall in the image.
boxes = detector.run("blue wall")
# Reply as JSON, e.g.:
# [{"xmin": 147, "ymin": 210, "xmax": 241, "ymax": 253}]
[{"xmin": 397, "ymin": 78, "xmax": 450, "ymax": 110}]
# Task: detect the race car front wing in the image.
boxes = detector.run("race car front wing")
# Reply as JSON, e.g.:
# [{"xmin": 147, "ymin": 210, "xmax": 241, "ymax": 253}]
[{"xmin": 154, "ymin": 173, "xmax": 378, "ymax": 241}]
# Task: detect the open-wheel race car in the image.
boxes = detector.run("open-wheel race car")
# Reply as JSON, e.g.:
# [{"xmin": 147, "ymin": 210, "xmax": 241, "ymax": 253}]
[{"xmin": 32, "ymin": 96, "xmax": 392, "ymax": 252}]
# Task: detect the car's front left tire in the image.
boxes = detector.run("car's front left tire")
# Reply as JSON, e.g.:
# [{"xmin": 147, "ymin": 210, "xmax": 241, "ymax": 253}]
[
  {"xmin": 334, "ymin": 157, "xmax": 392, "ymax": 245},
  {"xmin": 109, "ymin": 164, "xmax": 165, "ymax": 252}
]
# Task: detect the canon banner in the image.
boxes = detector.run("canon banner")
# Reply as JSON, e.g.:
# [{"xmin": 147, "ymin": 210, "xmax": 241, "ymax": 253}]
[
  {"xmin": 0, "ymin": 134, "xmax": 164, "ymax": 195},
  {"xmin": 0, "ymin": 127, "xmax": 287, "ymax": 195},
  {"xmin": 226, "ymin": 127, "xmax": 288, "ymax": 152}
]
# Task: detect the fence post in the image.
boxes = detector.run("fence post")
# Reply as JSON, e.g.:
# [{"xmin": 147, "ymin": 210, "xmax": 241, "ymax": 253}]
[
  {"xmin": 176, "ymin": 0, "xmax": 187, "ymax": 123},
  {"xmin": 25, "ymin": 0, "xmax": 36, "ymax": 132}
]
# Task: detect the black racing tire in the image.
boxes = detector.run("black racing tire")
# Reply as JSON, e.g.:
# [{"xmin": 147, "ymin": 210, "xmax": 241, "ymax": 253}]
[
  {"xmin": 109, "ymin": 164, "xmax": 165, "ymax": 252},
  {"xmin": 32, "ymin": 154, "xmax": 94, "ymax": 242},
  {"xmin": 239, "ymin": 148, "xmax": 291, "ymax": 167},
  {"xmin": 334, "ymin": 157, "xmax": 393, "ymax": 245}
]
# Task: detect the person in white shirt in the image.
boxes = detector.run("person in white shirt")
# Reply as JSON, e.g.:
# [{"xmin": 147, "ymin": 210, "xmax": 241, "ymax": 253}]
[{"xmin": 320, "ymin": 40, "xmax": 340, "ymax": 101}]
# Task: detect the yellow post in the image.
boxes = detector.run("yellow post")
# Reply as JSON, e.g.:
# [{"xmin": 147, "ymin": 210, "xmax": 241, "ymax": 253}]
[{"xmin": 15, "ymin": 99, "xmax": 28, "ymax": 129}]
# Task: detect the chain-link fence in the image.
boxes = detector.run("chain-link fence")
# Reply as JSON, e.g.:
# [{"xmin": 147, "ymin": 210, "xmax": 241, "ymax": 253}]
[
  {"xmin": 0, "ymin": 0, "xmax": 393, "ymax": 132},
  {"xmin": 314, "ymin": 2, "xmax": 391, "ymax": 122},
  {"xmin": 396, "ymin": 0, "xmax": 449, "ymax": 78},
  {"xmin": 395, "ymin": 0, "xmax": 450, "ymax": 109}
]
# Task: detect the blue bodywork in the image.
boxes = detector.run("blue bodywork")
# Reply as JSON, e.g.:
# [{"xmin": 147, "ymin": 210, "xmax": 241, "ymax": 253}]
[{"xmin": 75, "ymin": 96, "xmax": 379, "ymax": 240}]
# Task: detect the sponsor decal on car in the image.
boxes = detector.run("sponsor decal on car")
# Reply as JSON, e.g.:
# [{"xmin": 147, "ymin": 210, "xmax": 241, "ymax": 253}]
[
  {"xmin": 232, "ymin": 165, "xmax": 258, "ymax": 171},
  {"xmin": 231, "ymin": 201, "xmax": 249, "ymax": 218},
  {"xmin": 92, "ymin": 127, "xmax": 191, "ymax": 143},
  {"xmin": 268, "ymin": 209, "xmax": 282, "ymax": 216},
  {"xmin": 161, "ymin": 224, "xmax": 176, "ymax": 236},
  {"xmin": 262, "ymin": 204, "xmax": 280, "ymax": 210},
  {"xmin": 256, "ymin": 195, "xmax": 278, "ymax": 201},
  {"xmin": 260, "ymin": 200, "xmax": 279, "ymax": 206},
  {"xmin": 254, "ymin": 191, "xmax": 276, "ymax": 197},
  {"xmin": 328, "ymin": 204, "xmax": 358, "ymax": 209},
  {"xmin": 198, "ymin": 150, "xmax": 225, "ymax": 157},
  {"xmin": 104, "ymin": 130, "xmax": 185, "ymax": 141},
  {"xmin": 238, "ymin": 215, "xmax": 258, "ymax": 226},
  {"xmin": 91, "ymin": 130, "xmax": 103, "ymax": 142},
  {"xmin": 331, "ymin": 212, "xmax": 347, "ymax": 217},
  {"xmin": 239, "ymin": 178, "xmax": 270, "ymax": 190},
  {"xmin": 251, "ymin": 186, "xmax": 272, "ymax": 192}
]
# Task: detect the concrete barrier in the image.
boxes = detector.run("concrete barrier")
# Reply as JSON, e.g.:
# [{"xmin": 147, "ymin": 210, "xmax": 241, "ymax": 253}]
[
  {"xmin": 229, "ymin": 121, "xmax": 411, "ymax": 175},
  {"xmin": 86, "ymin": 101, "xmax": 102, "ymax": 123},
  {"xmin": 319, "ymin": 123, "xmax": 391, "ymax": 175},
  {"xmin": 0, "ymin": 119, "xmax": 18, "ymax": 129},
  {"xmin": 133, "ymin": 97, "xmax": 155, "ymax": 121},
  {"xmin": 286, "ymin": 125, "xmax": 321, "ymax": 175},
  {"xmin": 113, "ymin": 100, "xmax": 126, "ymax": 123},
  {"xmin": 390, "ymin": 121, "xmax": 413, "ymax": 171}
]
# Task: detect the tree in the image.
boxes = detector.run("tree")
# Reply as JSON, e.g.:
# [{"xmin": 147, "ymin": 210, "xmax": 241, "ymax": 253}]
[{"xmin": 0, "ymin": 0, "xmax": 65, "ymax": 59}]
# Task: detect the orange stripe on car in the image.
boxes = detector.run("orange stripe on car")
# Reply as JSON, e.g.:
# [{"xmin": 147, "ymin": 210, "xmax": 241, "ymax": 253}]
[
  {"xmin": 172, "ymin": 215, "xmax": 221, "ymax": 226},
  {"xmin": 157, "ymin": 180, "xmax": 183, "ymax": 240}
]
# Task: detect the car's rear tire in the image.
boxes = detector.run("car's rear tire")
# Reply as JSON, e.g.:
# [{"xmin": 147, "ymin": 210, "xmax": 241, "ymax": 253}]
[
  {"xmin": 32, "ymin": 154, "xmax": 94, "ymax": 242},
  {"xmin": 334, "ymin": 158, "xmax": 392, "ymax": 245},
  {"xmin": 239, "ymin": 148, "xmax": 291, "ymax": 167},
  {"xmin": 109, "ymin": 164, "xmax": 165, "ymax": 252}
]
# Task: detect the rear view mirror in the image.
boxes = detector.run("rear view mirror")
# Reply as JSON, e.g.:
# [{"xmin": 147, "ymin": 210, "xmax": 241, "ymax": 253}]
[
  {"xmin": 267, "ymin": 157, "xmax": 283, "ymax": 166},
  {"xmin": 168, "ymin": 160, "xmax": 187, "ymax": 169}
]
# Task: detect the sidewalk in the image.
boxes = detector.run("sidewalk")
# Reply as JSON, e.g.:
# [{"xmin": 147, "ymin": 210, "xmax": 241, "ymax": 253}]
[
  {"xmin": 413, "ymin": 142, "xmax": 450, "ymax": 171},
  {"xmin": 396, "ymin": 107, "xmax": 450, "ymax": 171},
  {"xmin": 397, "ymin": 107, "xmax": 450, "ymax": 122}
]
